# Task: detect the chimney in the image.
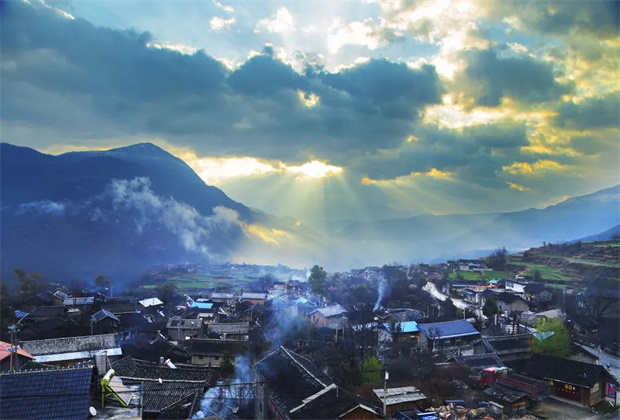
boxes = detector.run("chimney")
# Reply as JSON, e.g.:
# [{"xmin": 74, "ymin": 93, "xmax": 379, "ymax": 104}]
[{"xmin": 159, "ymin": 357, "xmax": 164, "ymax": 366}]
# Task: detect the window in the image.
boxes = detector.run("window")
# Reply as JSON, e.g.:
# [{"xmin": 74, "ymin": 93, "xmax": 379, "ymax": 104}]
[{"xmin": 199, "ymin": 356, "xmax": 204, "ymax": 360}]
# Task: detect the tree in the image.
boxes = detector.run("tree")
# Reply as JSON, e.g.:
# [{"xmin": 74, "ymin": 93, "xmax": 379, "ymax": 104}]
[
  {"xmin": 583, "ymin": 276, "xmax": 618, "ymax": 324},
  {"xmin": 361, "ymin": 356, "xmax": 384, "ymax": 386},
  {"xmin": 220, "ymin": 351, "xmax": 234, "ymax": 377},
  {"xmin": 487, "ymin": 247, "xmax": 507, "ymax": 270},
  {"xmin": 532, "ymin": 269, "xmax": 542, "ymax": 282},
  {"xmin": 95, "ymin": 274, "xmax": 111, "ymax": 289},
  {"xmin": 308, "ymin": 265, "xmax": 327, "ymax": 297},
  {"xmin": 14, "ymin": 268, "xmax": 45, "ymax": 299},
  {"xmin": 483, "ymin": 298, "xmax": 499, "ymax": 324},
  {"xmin": 533, "ymin": 318, "xmax": 571, "ymax": 358},
  {"xmin": 155, "ymin": 281, "xmax": 178, "ymax": 304}
]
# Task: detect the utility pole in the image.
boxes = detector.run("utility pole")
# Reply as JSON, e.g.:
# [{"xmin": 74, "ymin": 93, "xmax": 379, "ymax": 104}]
[
  {"xmin": 8, "ymin": 324, "xmax": 19, "ymax": 373},
  {"xmin": 382, "ymin": 370, "xmax": 389, "ymax": 416}
]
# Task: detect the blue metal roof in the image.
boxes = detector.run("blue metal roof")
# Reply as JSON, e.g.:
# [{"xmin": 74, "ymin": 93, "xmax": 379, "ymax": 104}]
[
  {"xmin": 14, "ymin": 310, "xmax": 28, "ymax": 319},
  {"xmin": 533, "ymin": 331, "xmax": 554, "ymax": 341},
  {"xmin": 418, "ymin": 319, "xmax": 480, "ymax": 339},
  {"xmin": 191, "ymin": 302, "xmax": 213, "ymax": 309},
  {"xmin": 0, "ymin": 366, "xmax": 93, "ymax": 419},
  {"xmin": 384, "ymin": 321, "xmax": 419, "ymax": 334}
]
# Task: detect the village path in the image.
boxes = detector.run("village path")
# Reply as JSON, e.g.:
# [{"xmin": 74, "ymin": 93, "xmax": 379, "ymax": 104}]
[{"xmin": 424, "ymin": 282, "xmax": 469, "ymax": 310}]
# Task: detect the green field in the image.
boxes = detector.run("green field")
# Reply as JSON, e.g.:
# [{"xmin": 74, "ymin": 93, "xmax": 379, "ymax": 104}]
[
  {"xmin": 507, "ymin": 261, "xmax": 573, "ymax": 282},
  {"xmin": 141, "ymin": 273, "xmax": 260, "ymax": 293},
  {"xmin": 449, "ymin": 270, "xmax": 512, "ymax": 282}
]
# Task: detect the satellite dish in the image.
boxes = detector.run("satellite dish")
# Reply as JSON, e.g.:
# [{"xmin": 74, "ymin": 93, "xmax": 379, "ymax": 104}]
[{"xmin": 89, "ymin": 406, "xmax": 97, "ymax": 417}]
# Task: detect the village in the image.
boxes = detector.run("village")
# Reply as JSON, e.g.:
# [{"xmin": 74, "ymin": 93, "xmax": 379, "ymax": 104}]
[{"xmin": 0, "ymin": 252, "xmax": 618, "ymax": 420}]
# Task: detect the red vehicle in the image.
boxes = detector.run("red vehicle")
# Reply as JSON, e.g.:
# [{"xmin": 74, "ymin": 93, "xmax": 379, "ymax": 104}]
[{"xmin": 479, "ymin": 367, "xmax": 508, "ymax": 386}]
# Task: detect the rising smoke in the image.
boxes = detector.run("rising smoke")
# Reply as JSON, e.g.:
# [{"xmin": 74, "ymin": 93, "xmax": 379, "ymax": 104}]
[
  {"xmin": 193, "ymin": 354, "xmax": 255, "ymax": 418},
  {"xmin": 374, "ymin": 278, "xmax": 388, "ymax": 311}
]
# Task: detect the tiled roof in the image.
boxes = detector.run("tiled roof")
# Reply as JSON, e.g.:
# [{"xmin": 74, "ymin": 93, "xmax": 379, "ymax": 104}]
[
  {"xmin": 253, "ymin": 346, "xmax": 333, "ymax": 414},
  {"xmin": 207, "ymin": 322, "xmax": 250, "ymax": 335},
  {"xmin": 187, "ymin": 339, "xmax": 246, "ymax": 356},
  {"xmin": 479, "ymin": 334, "xmax": 532, "ymax": 354},
  {"xmin": 496, "ymin": 292, "xmax": 527, "ymax": 304},
  {"xmin": 122, "ymin": 337, "xmax": 190, "ymax": 364},
  {"xmin": 449, "ymin": 353, "xmax": 505, "ymax": 370},
  {"xmin": 210, "ymin": 292, "xmax": 235, "ymax": 300},
  {"xmin": 0, "ymin": 341, "xmax": 34, "ymax": 362},
  {"xmin": 21, "ymin": 333, "xmax": 121, "ymax": 358},
  {"xmin": 373, "ymin": 386, "xmax": 427, "ymax": 406},
  {"xmin": 240, "ymin": 292, "xmax": 267, "ymax": 300},
  {"xmin": 141, "ymin": 380, "xmax": 206, "ymax": 414},
  {"xmin": 166, "ymin": 317, "xmax": 202, "ymax": 330},
  {"xmin": 291, "ymin": 384, "xmax": 380, "ymax": 419},
  {"xmin": 101, "ymin": 302, "xmax": 138, "ymax": 314},
  {"xmin": 92, "ymin": 309, "xmax": 120, "ymax": 323},
  {"xmin": 139, "ymin": 297, "xmax": 163, "ymax": 307},
  {"xmin": 63, "ymin": 297, "xmax": 94, "ymax": 306},
  {"xmin": 0, "ymin": 366, "xmax": 93, "ymax": 419},
  {"xmin": 312, "ymin": 304, "xmax": 347, "ymax": 318},
  {"xmin": 524, "ymin": 283, "xmax": 547, "ymax": 294},
  {"xmin": 484, "ymin": 383, "xmax": 528, "ymax": 403},
  {"xmin": 28, "ymin": 305, "xmax": 66, "ymax": 318},
  {"xmin": 418, "ymin": 319, "xmax": 480, "ymax": 339},
  {"xmin": 522, "ymin": 353, "xmax": 610, "ymax": 388},
  {"xmin": 112, "ymin": 356, "xmax": 213, "ymax": 383}
]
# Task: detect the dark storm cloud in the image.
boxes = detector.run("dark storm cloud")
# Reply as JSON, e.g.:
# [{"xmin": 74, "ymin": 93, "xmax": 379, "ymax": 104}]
[
  {"xmin": 0, "ymin": 1, "xmax": 443, "ymax": 162},
  {"xmin": 502, "ymin": 0, "xmax": 619, "ymax": 39},
  {"xmin": 555, "ymin": 94, "xmax": 620, "ymax": 130},
  {"xmin": 356, "ymin": 122, "xmax": 531, "ymax": 188},
  {"xmin": 457, "ymin": 48, "xmax": 573, "ymax": 107},
  {"xmin": 319, "ymin": 60, "xmax": 442, "ymax": 120}
]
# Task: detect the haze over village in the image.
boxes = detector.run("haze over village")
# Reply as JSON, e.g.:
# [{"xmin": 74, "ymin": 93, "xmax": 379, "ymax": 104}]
[{"xmin": 0, "ymin": 1, "xmax": 619, "ymax": 420}]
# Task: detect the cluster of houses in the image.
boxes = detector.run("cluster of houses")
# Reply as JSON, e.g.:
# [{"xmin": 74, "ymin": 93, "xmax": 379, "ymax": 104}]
[{"xmin": 1, "ymin": 264, "xmax": 618, "ymax": 420}]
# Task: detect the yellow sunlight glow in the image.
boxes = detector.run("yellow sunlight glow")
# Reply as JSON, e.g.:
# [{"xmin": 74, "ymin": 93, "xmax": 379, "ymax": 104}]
[
  {"xmin": 503, "ymin": 160, "xmax": 567, "ymax": 175},
  {"xmin": 297, "ymin": 90, "xmax": 320, "ymax": 107},
  {"xmin": 507, "ymin": 182, "xmax": 531, "ymax": 192},
  {"xmin": 243, "ymin": 224, "xmax": 292, "ymax": 246},
  {"xmin": 282, "ymin": 160, "xmax": 343, "ymax": 179},
  {"xmin": 193, "ymin": 157, "xmax": 276, "ymax": 183},
  {"xmin": 361, "ymin": 168, "xmax": 452, "ymax": 185}
]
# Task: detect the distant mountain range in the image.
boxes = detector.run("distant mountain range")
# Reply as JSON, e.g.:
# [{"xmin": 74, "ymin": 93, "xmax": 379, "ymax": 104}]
[
  {"xmin": 576, "ymin": 225, "xmax": 620, "ymax": 242},
  {"xmin": 1, "ymin": 142, "xmax": 619, "ymax": 281},
  {"xmin": 339, "ymin": 184, "xmax": 620, "ymax": 264}
]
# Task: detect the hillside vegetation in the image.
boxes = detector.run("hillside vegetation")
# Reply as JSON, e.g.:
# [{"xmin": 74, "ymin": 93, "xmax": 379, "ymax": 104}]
[{"xmin": 507, "ymin": 240, "xmax": 620, "ymax": 288}]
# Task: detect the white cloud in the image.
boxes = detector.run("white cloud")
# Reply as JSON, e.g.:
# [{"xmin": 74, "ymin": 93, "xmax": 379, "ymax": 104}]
[
  {"xmin": 147, "ymin": 42, "xmax": 197, "ymax": 55},
  {"xmin": 212, "ymin": 0, "xmax": 234, "ymax": 13},
  {"xmin": 256, "ymin": 7, "xmax": 295, "ymax": 34},
  {"xmin": 327, "ymin": 17, "xmax": 383, "ymax": 54},
  {"xmin": 210, "ymin": 16, "xmax": 236, "ymax": 31}
]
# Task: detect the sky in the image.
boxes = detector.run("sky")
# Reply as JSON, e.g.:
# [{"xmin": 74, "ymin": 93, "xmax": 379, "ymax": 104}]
[{"xmin": 1, "ymin": 0, "xmax": 619, "ymax": 227}]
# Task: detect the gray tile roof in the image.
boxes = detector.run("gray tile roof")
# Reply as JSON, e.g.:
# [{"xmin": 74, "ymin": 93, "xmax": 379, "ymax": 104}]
[
  {"xmin": 22, "ymin": 333, "xmax": 121, "ymax": 356},
  {"xmin": 0, "ymin": 366, "xmax": 93, "ymax": 419},
  {"xmin": 373, "ymin": 386, "xmax": 427, "ymax": 406},
  {"xmin": 207, "ymin": 322, "xmax": 250, "ymax": 335},
  {"xmin": 253, "ymin": 346, "xmax": 334, "ymax": 414},
  {"xmin": 63, "ymin": 297, "xmax": 94, "ymax": 306},
  {"xmin": 92, "ymin": 309, "xmax": 120, "ymax": 323},
  {"xmin": 312, "ymin": 304, "xmax": 347, "ymax": 318}
]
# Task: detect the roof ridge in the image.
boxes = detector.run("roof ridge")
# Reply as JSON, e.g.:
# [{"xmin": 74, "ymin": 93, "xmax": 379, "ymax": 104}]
[{"xmin": 281, "ymin": 346, "xmax": 328, "ymax": 388}]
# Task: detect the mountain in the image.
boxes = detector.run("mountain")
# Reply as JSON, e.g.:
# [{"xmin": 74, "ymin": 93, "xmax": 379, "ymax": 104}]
[
  {"xmin": 338, "ymin": 185, "xmax": 620, "ymax": 264},
  {"xmin": 575, "ymin": 225, "xmax": 620, "ymax": 242},
  {"xmin": 2, "ymin": 142, "xmax": 619, "ymax": 279},
  {"xmin": 0, "ymin": 143, "xmax": 296, "ymax": 281}
]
